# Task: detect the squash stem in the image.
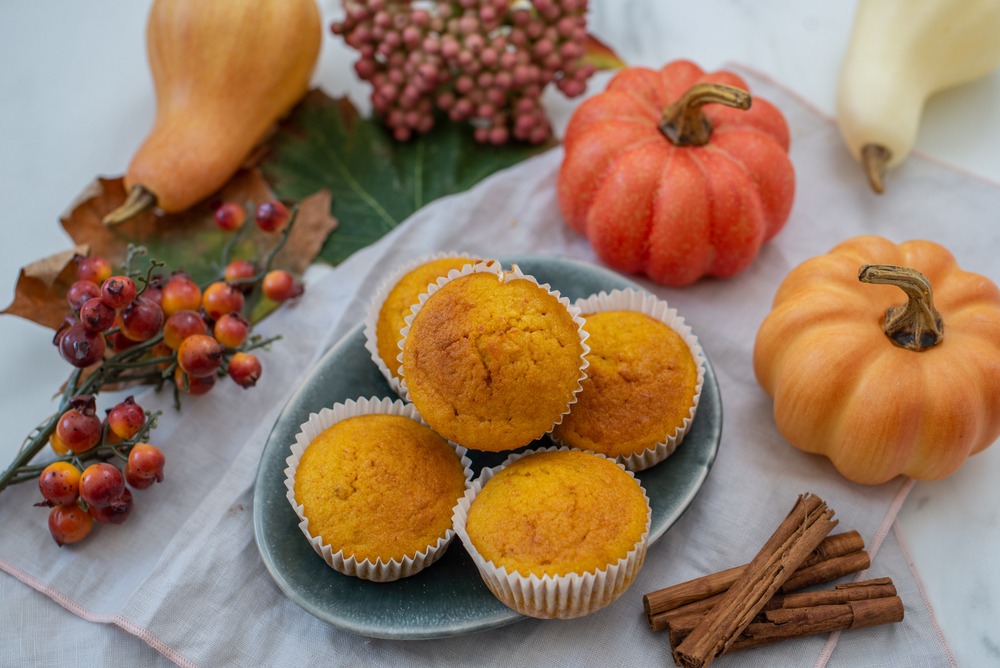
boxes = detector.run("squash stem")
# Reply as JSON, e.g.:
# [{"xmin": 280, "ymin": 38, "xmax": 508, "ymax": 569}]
[
  {"xmin": 659, "ymin": 83, "xmax": 752, "ymax": 146},
  {"xmin": 102, "ymin": 184, "xmax": 157, "ymax": 226},
  {"xmin": 861, "ymin": 144, "xmax": 891, "ymax": 194},
  {"xmin": 858, "ymin": 264, "xmax": 943, "ymax": 351}
]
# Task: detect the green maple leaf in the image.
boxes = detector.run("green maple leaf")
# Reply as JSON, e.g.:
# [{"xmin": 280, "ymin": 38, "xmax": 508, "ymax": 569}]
[{"xmin": 260, "ymin": 91, "xmax": 556, "ymax": 265}]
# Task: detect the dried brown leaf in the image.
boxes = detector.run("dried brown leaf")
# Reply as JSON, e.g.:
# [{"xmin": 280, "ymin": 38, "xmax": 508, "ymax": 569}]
[{"xmin": 2, "ymin": 244, "xmax": 89, "ymax": 329}]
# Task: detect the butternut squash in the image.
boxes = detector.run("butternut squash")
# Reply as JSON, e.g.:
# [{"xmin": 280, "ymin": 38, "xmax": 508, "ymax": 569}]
[
  {"xmin": 104, "ymin": 0, "xmax": 321, "ymax": 224},
  {"xmin": 836, "ymin": 0, "xmax": 1000, "ymax": 193}
]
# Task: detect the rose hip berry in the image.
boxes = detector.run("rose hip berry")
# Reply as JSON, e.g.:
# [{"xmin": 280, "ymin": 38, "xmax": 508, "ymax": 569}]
[
  {"xmin": 214, "ymin": 202, "xmax": 246, "ymax": 232},
  {"xmin": 66, "ymin": 280, "xmax": 102, "ymax": 312},
  {"xmin": 228, "ymin": 352, "xmax": 262, "ymax": 388},
  {"xmin": 107, "ymin": 396, "xmax": 145, "ymax": 440},
  {"xmin": 201, "ymin": 281, "xmax": 245, "ymax": 321},
  {"xmin": 177, "ymin": 334, "xmax": 224, "ymax": 377},
  {"xmin": 101, "ymin": 275, "xmax": 137, "ymax": 309},
  {"xmin": 79, "ymin": 463, "xmax": 126, "ymax": 510},
  {"xmin": 254, "ymin": 200, "xmax": 290, "ymax": 232},
  {"xmin": 163, "ymin": 309, "xmax": 208, "ymax": 350}
]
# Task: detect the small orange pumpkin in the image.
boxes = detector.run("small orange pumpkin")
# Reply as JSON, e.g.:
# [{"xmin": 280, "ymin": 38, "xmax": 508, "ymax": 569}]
[
  {"xmin": 753, "ymin": 235, "xmax": 1000, "ymax": 484},
  {"xmin": 557, "ymin": 60, "xmax": 795, "ymax": 287}
]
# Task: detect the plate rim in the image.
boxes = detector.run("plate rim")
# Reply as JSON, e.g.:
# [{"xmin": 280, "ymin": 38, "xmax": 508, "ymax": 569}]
[{"xmin": 252, "ymin": 253, "xmax": 721, "ymax": 639}]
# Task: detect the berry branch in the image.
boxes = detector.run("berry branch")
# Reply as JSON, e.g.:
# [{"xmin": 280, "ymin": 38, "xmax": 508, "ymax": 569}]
[{"xmin": 0, "ymin": 199, "xmax": 306, "ymax": 546}]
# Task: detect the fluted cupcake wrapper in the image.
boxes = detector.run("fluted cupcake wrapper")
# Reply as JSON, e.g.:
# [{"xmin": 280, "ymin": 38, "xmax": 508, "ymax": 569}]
[
  {"xmin": 363, "ymin": 251, "xmax": 488, "ymax": 398},
  {"xmin": 551, "ymin": 288, "xmax": 706, "ymax": 472},
  {"xmin": 284, "ymin": 396, "xmax": 473, "ymax": 582},
  {"xmin": 452, "ymin": 446, "xmax": 651, "ymax": 619},
  {"xmin": 396, "ymin": 261, "xmax": 591, "ymax": 450}
]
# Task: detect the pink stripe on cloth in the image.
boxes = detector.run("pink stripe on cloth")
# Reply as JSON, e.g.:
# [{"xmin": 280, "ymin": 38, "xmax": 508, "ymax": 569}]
[
  {"xmin": 811, "ymin": 477, "xmax": 915, "ymax": 668},
  {"xmin": 894, "ymin": 519, "xmax": 959, "ymax": 667},
  {"xmin": 0, "ymin": 557, "xmax": 198, "ymax": 668}
]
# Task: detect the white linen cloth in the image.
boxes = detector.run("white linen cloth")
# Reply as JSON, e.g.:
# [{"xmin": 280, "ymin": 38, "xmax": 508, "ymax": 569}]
[{"xmin": 2, "ymin": 66, "xmax": 988, "ymax": 667}]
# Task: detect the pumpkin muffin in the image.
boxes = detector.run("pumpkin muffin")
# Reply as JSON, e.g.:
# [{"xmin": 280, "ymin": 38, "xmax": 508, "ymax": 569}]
[
  {"xmin": 286, "ymin": 398, "xmax": 471, "ymax": 581},
  {"xmin": 399, "ymin": 263, "xmax": 588, "ymax": 452},
  {"xmin": 552, "ymin": 289, "xmax": 704, "ymax": 471},
  {"xmin": 364, "ymin": 253, "xmax": 485, "ymax": 395},
  {"xmin": 453, "ymin": 448, "xmax": 651, "ymax": 618}
]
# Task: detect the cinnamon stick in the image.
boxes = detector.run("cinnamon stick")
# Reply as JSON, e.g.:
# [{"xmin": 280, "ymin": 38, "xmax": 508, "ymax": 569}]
[
  {"xmin": 647, "ymin": 549, "xmax": 870, "ymax": 632},
  {"xmin": 672, "ymin": 493, "xmax": 838, "ymax": 668},
  {"xmin": 667, "ymin": 579, "xmax": 903, "ymax": 655},
  {"xmin": 643, "ymin": 531, "xmax": 866, "ymax": 632}
]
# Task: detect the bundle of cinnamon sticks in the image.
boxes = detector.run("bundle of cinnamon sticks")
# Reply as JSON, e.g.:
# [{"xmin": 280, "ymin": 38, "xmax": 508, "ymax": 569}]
[{"xmin": 642, "ymin": 494, "xmax": 904, "ymax": 667}]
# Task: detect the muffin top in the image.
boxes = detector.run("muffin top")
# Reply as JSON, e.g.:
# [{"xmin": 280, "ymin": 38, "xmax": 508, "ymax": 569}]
[
  {"xmin": 465, "ymin": 450, "xmax": 649, "ymax": 577},
  {"xmin": 401, "ymin": 270, "xmax": 586, "ymax": 452},
  {"xmin": 293, "ymin": 413, "xmax": 467, "ymax": 563},
  {"xmin": 375, "ymin": 256, "xmax": 479, "ymax": 381},
  {"xmin": 552, "ymin": 310, "xmax": 698, "ymax": 457}
]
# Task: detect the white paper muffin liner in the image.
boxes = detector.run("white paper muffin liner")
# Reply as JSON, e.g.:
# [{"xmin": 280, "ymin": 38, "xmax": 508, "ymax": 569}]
[
  {"xmin": 396, "ymin": 261, "xmax": 591, "ymax": 450},
  {"xmin": 452, "ymin": 446, "xmax": 651, "ymax": 619},
  {"xmin": 551, "ymin": 288, "xmax": 706, "ymax": 472},
  {"xmin": 284, "ymin": 396, "xmax": 473, "ymax": 582},
  {"xmin": 363, "ymin": 252, "xmax": 489, "ymax": 397}
]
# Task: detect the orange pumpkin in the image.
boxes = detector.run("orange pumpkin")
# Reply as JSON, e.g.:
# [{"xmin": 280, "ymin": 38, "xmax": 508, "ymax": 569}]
[
  {"xmin": 558, "ymin": 60, "xmax": 795, "ymax": 287},
  {"xmin": 753, "ymin": 235, "xmax": 1000, "ymax": 484}
]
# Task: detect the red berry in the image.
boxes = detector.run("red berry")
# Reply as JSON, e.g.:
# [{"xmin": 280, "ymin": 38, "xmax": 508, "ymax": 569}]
[
  {"xmin": 66, "ymin": 280, "xmax": 102, "ymax": 312},
  {"xmin": 126, "ymin": 443, "xmax": 165, "ymax": 486},
  {"xmin": 56, "ymin": 396, "xmax": 102, "ymax": 454},
  {"xmin": 48, "ymin": 503, "xmax": 94, "ymax": 546},
  {"xmin": 57, "ymin": 322, "xmax": 107, "ymax": 367},
  {"xmin": 75, "ymin": 255, "xmax": 112, "ymax": 285},
  {"xmin": 213, "ymin": 312, "xmax": 250, "ymax": 348},
  {"xmin": 101, "ymin": 275, "xmax": 137, "ymax": 309},
  {"xmin": 37, "ymin": 461, "xmax": 82, "ymax": 507},
  {"xmin": 120, "ymin": 297, "xmax": 164, "ymax": 342},
  {"xmin": 79, "ymin": 463, "xmax": 126, "ymax": 509},
  {"xmin": 201, "ymin": 282, "xmax": 245, "ymax": 320},
  {"xmin": 107, "ymin": 396, "xmax": 145, "ymax": 440},
  {"xmin": 89, "ymin": 487, "xmax": 133, "ymax": 524},
  {"xmin": 79, "ymin": 297, "xmax": 116, "ymax": 332},
  {"xmin": 214, "ymin": 202, "xmax": 247, "ymax": 232},
  {"xmin": 228, "ymin": 352, "xmax": 262, "ymax": 388},
  {"xmin": 255, "ymin": 200, "xmax": 290, "ymax": 232},
  {"xmin": 161, "ymin": 274, "xmax": 202, "ymax": 317},
  {"xmin": 223, "ymin": 259, "xmax": 257, "ymax": 289},
  {"xmin": 262, "ymin": 270, "xmax": 303, "ymax": 302},
  {"xmin": 177, "ymin": 334, "xmax": 224, "ymax": 377},
  {"xmin": 163, "ymin": 309, "xmax": 208, "ymax": 350}
]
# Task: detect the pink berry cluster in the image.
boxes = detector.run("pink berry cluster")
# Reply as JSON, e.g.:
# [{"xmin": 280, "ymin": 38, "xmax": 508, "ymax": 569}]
[{"xmin": 331, "ymin": 0, "xmax": 596, "ymax": 144}]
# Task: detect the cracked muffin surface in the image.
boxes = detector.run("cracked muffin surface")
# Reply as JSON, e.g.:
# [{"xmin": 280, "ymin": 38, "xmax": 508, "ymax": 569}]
[
  {"xmin": 401, "ymin": 271, "xmax": 585, "ymax": 452},
  {"xmin": 552, "ymin": 310, "xmax": 698, "ymax": 457},
  {"xmin": 293, "ymin": 414, "xmax": 467, "ymax": 563},
  {"xmin": 465, "ymin": 450, "xmax": 649, "ymax": 577}
]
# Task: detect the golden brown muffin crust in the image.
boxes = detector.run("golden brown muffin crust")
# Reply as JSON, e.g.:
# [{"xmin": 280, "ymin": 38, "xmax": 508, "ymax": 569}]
[
  {"xmin": 466, "ymin": 450, "xmax": 648, "ymax": 576},
  {"xmin": 552, "ymin": 310, "xmax": 697, "ymax": 456},
  {"xmin": 376, "ymin": 257, "xmax": 478, "ymax": 380},
  {"xmin": 402, "ymin": 271, "xmax": 585, "ymax": 451},
  {"xmin": 294, "ymin": 414, "xmax": 467, "ymax": 563}
]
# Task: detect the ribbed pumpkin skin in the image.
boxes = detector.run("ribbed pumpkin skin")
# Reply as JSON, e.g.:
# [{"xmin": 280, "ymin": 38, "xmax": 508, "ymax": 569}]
[
  {"xmin": 557, "ymin": 60, "xmax": 795, "ymax": 287},
  {"xmin": 125, "ymin": 0, "xmax": 321, "ymax": 213},
  {"xmin": 753, "ymin": 236, "xmax": 1000, "ymax": 485}
]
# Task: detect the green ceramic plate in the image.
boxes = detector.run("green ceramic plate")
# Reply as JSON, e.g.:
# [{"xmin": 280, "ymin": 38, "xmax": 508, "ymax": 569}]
[{"xmin": 253, "ymin": 254, "xmax": 722, "ymax": 639}]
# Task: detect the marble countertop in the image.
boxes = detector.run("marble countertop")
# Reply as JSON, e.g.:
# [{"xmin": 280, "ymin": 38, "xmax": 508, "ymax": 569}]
[{"xmin": 2, "ymin": 1, "xmax": 998, "ymax": 665}]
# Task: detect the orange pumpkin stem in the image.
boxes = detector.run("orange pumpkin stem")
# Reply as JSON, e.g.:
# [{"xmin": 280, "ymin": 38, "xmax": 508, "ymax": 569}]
[
  {"xmin": 659, "ymin": 83, "xmax": 752, "ymax": 146},
  {"xmin": 858, "ymin": 264, "xmax": 943, "ymax": 351}
]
